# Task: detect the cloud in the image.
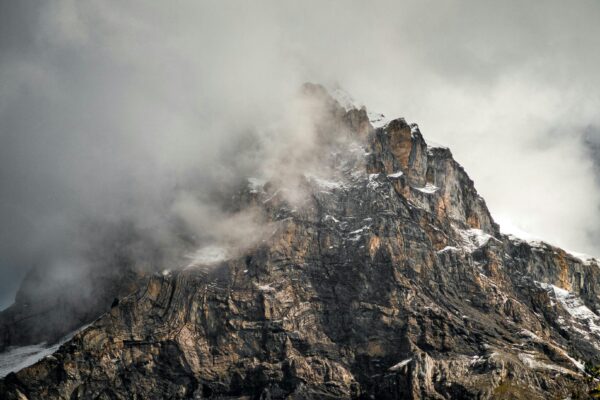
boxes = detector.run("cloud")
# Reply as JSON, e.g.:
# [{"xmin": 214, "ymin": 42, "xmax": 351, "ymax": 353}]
[{"xmin": 1, "ymin": 0, "xmax": 600, "ymax": 307}]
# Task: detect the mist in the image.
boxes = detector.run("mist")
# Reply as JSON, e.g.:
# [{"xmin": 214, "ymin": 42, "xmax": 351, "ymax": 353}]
[{"xmin": 2, "ymin": 1, "xmax": 600, "ymax": 308}]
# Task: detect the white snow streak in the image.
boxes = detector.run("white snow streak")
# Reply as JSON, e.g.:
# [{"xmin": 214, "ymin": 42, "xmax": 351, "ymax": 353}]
[
  {"xmin": 415, "ymin": 183, "xmax": 439, "ymax": 194},
  {"xmin": 368, "ymin": 111, "xmax": 390, "ymax": 128},
  {"xmin": 456, "ymin": 228, "xmax": 495, "ymax": 251},
  {"xmin": 389, "ymin": 358, "xmax": 412, "ymax": 371},
  {"xmin": 518, "ymin": 353, "xmax": 573, "ymax": 374},
  {"xmin": 387, "ymin": 171, "xmax": 404, "ymax": 178},
  {"xmin": 0, "ymin": 324, "xmax": 91, "ymax": 378},
  {"xmin": 538, "ymin": 283, "xmax": 600, "ymax": 333}
]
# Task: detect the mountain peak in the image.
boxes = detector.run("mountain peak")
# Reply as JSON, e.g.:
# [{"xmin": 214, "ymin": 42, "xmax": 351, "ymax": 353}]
[{"xmin": 2, "ymin": 85, "xmax": 600, "ymax": 399}]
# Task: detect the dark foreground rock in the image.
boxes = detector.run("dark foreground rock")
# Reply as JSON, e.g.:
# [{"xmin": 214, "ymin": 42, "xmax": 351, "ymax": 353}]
[{"xmin": 1, "ymin": 84, "xmax": 600, "ymax": 399}]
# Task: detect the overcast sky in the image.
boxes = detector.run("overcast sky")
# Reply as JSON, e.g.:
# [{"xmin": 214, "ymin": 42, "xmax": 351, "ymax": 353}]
[{"xmin": 1, "ymin": 1, "xmax": 600, "ymax": 308}]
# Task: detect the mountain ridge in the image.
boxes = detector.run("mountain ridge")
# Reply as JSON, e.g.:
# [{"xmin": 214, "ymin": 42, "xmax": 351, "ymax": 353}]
[{"xmin": 1, "ymin": 83, "xmax": 600, "ymax": 399}]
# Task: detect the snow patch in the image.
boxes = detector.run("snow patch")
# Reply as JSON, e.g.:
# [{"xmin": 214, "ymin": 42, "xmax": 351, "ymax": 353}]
[
  {"xmin": 564, "ymin": 353, "xmax": 586, "ymax": 372},
  {"xmin": 536, "ymin": 282, "xmax": 600, "ymax": 349},
  {"xmin": 426, "ymin": 138, "xmax": 449, "ymax": 150},
  {"xmin": 349, "ymin": 226, "xmax": 369, "ymax": 235},
  {"xmin": 367, "ymin": 173, "xmax": 384, "ymax": 190},
  {"xmin": 518, "ymin": 353, "xmax": 574, "ymax": 374},
  {"xmin": 368, "ymin": 111, "xmax": 390, "ymax": 128},
  {"xmin": 389, "ymin": 358, "xmax": 412, "ymax": 371},
  {"xmin": 415, "ymin": 183, "xmax": 438, "ymax": 194},
  {"xmin": 323, "ymin": 215, "xmax": 340, "ymax": 223},
  {"xmin": 438, "ymin": 246, "xmax": 460, "ymax": 253},
  {"xmin": 0, "ymin": 344, "xmax": 61, "ymax": 378},
  {"xmin": 0, "ymin": 324, "xmax": 91, "ymax": 378},
  {"xmin": 538, "ymin": 283, "xmax": 600, "ymax": 332},
  {"xmin": 387, "ymin": 171, "xmax": 404, "ymax": 179},
  {"xmin": 456, "ymin": 228, "xmax": 496, "ymax": 251}
]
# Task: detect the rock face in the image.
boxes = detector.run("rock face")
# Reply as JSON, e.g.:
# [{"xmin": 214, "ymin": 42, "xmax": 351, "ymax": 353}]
[{"xmin": 2, "ymin": 83, "xmax": 600, "ymax": 399}]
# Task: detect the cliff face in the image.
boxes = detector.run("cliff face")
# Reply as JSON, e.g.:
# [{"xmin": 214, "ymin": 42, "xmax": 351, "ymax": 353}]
[{"xmin": 2, "ymin": 84, "xmax": 600, "ymax": 399}]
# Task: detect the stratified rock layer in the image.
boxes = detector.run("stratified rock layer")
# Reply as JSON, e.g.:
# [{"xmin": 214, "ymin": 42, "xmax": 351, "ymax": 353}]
[{"xmin": 1, "ymin": 84, "xmax": 600, "ymax": 399}]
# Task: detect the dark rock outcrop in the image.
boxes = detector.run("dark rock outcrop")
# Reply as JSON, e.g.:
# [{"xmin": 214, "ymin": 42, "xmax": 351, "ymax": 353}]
[{"xmin": 1, "ymin": 84, "xmax": 599, "ymax": 399}]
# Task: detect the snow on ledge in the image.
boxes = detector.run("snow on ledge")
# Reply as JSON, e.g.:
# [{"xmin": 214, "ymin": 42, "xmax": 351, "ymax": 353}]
[
  {"xmin": 414, "ymin": 183, "xmax": 438, "ymax": 194},
  {"xmin": 368, "ymin": 111, "xmax": 390, "ymax": 128},
  {"xmin": 425, "ymin": 138, "xmax": 449, "ymax": 150},
  {"xmin": 536, "ymin": 281, "xmax": 600, "ymax": 347},
  {"xmin": 0, "ymin": 323, "xmax": 91, "ymax": 378},
  {"xmin": 456, "ymin": 228, "xmax": 497, "ymax": 251},
  {"xmin": 367, "ymin": 111, "xmax": 391, "ymax": 128},
  {"xmin": 538, "ymin": 283, "xmax": 600, "ymax": 326},
  {"xmin": 519, "ymin": 329, "xmax": 585, "ymax": 372},
  {"xmin": 389, "ymin": 358, "xmax": 412, "ymax": 371},
  {"xmin": 0, "ymin": 344, "xmax": 62, "ymax": 378},
  {"xmin": 438, "ymin": 246, "xmax": 461, "ymax": 253},
  {"xmin": 387, "ymin": 171, "xmax": 404, "ymax": 179},
  {"xmin": 518, "ymin": 353, "xmax": 574, "ymax": 375}
]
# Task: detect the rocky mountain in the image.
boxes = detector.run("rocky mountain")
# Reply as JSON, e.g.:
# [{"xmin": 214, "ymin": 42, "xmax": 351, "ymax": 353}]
[{"xmin": 2, "ymin": 83, "xmax": 600, "ymax": 399}]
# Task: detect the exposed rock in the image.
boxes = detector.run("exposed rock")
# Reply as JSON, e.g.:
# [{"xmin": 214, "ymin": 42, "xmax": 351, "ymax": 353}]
[{"xmin": 1, "ymin": 84, "xmax": 599, "ymax": 399}]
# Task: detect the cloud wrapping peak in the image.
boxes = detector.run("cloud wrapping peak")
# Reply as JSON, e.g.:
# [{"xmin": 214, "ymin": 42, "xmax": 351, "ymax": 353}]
[{"xmin": 1, "ymin": 1, "xmax": 600, "ymax": 307}]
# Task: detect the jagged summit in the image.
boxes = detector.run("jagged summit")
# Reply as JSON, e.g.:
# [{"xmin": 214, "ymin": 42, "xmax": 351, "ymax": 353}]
[{"xmin": 2, "ymin": 85, "xmax": 600, "ymax": 399}]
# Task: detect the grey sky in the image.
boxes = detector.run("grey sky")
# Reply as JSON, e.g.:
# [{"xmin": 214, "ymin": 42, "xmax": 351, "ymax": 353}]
[{"xmin": 1, "ymin": 1, "xmax": 600, "ymax": 308}]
